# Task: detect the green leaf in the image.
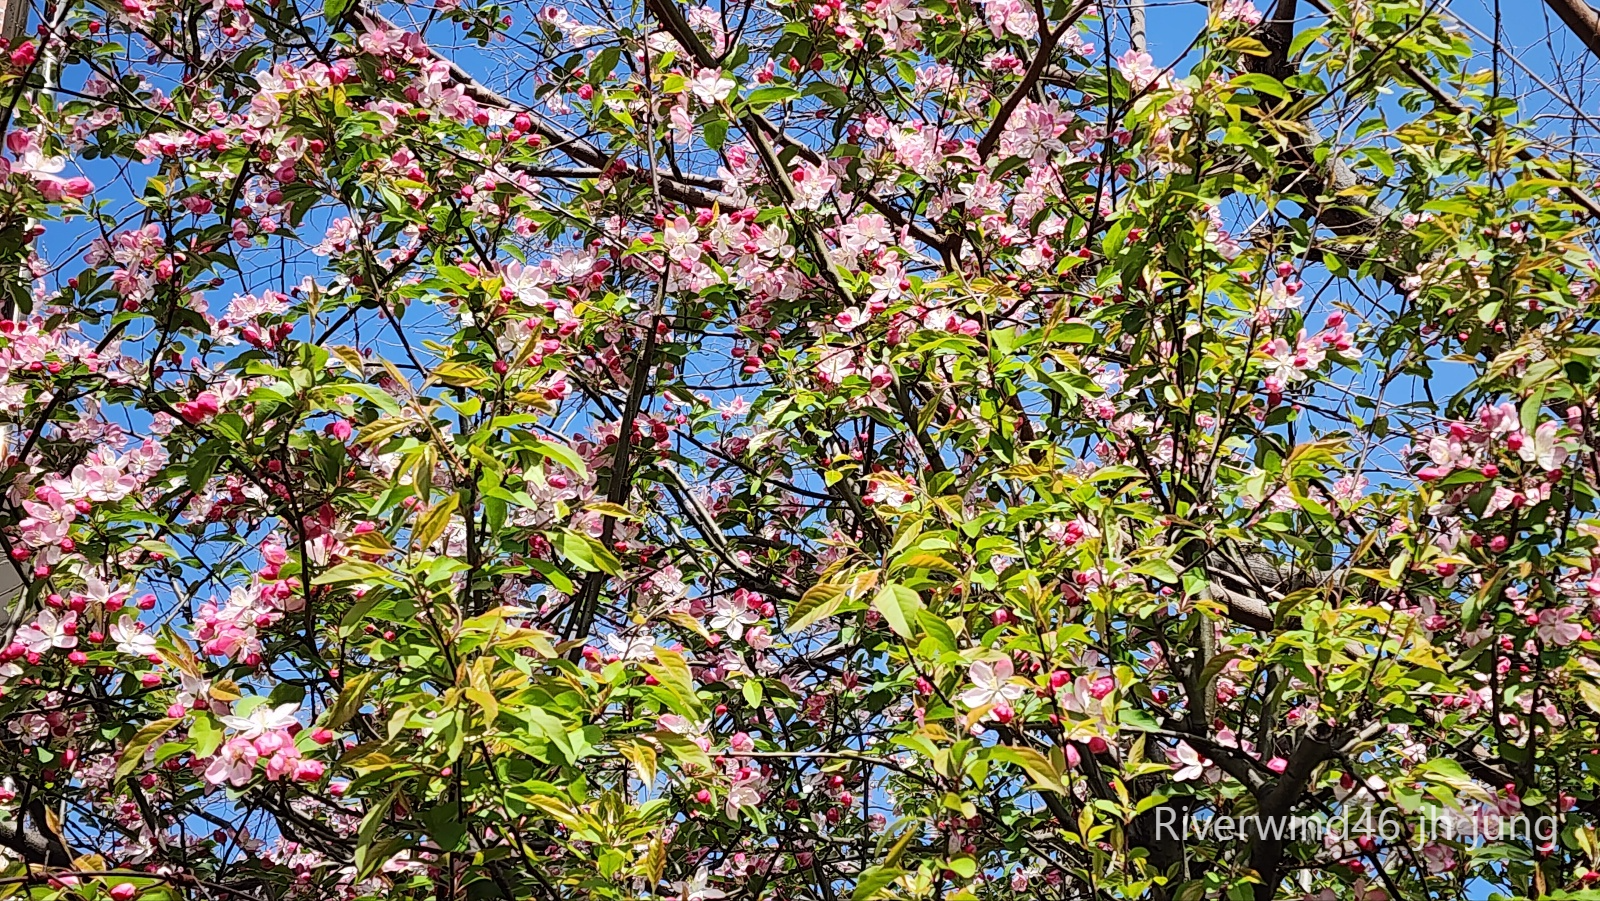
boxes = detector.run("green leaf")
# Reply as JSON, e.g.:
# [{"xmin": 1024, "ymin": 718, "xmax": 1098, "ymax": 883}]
[
  {"xmin": 354, "ymin": 789, "xmax": 399, "ymax": 879},
  {"xmin": 555, "ymin": 530, "xmax": 620, "ymax": 574},
  {"xmin": 1229, "ymin": 73, "xmax": 1287, "ymax": 99},
  {"xmin": 917, "ymin": 610, "xmax": 958, "ymax": 653},
  {"xmin": 744, "ymin": 85, "xmax": 801, "ymax": 111},
  {"xmin": 617, "ymin": 739, "xmax": 659, "ymax": 785},
  {"xmin": 1360, "ymin": 147, "xmax": 1396, "ymax": 178},
  {"xmin": 892, "ymin": 551, "xmax": 961, "ymax": 577},
  {"xmin": 189, "ymin": 713, "xmax": 224, "ymax": 758},
  {"xmin": 526, "ymin": 438, "xmax": 588, "ymax": 481},
  {"xmin": 852, "ymin": 866, "xmax": 907, "ymax": 901},
  {"xmin": 1287, "ymin": 24, "xmax": 1327, "ymax": 57},
  {"xmin": 705, "ymin": 118, "xmax": 728, "ymax": 150},
  {"xmin": 325, "ymin": 672, "xmax": 378, "ymax": 730},
  {"xmin": 882, "ymin": 824, "xmax": 916, "ymax": 867},
  {"xmin": 651, "ymin": 729, "xmax": 712, "ymax": 772},
  {"xmin": 872, "ymin": 582, "xmax": 924, "ymax": 639},
  {"xmin": 422, "ymin": 803, "xmax": 467, "ymax": 852},
  {"xmin": 1118, "ymin": 707, "xmax": 1162, "ymax": 733},
  {"xmin": 1579, "ymin": 680, "xmax": 1600, "ymax": 716},
  {"xmin": 989, "ymin": 745, "xmax": 1066, "ymax": 794},
  {"xmin": 411, "ymin": 492, "xmax": 459, "ymax": 551},
  {"xmin": 642, "ymin": 647, "xmax": 703, "ymax": 717},
  {"xmin": 1055, "ymin": 321, "xmax": 1095, "ymax": 344},
  {"xmin": 312, "ymin": 560, "xmax": 396, "ymax": 586},
  {"xmin": 787, "ymin": 581, "xmax": 847, "ymax": 633},
  {"xmin": 117, "ymin": 718, "xmax": 180, "ymax": 781},
  {"xmin": 1088, "ymin": 465, "xmax": 1143, "ymax": 482},
  {"xmin": 1133, "ymin": 558, "xmax": 1182, "ymax": 584},
  {"xmin": 525, "ymin": 707, "xmax": 579, "ymax": 763},
  {"xmin": 1416, "ymin": 757, "xmax": 1475, "ymax": 791},
  {"xmin": 339, "ymin": 591, "xmax": 384, "ymax": 638},
  {"xmin": 328, "ymin": 383, "xmax": 402, "ymax": 416}
]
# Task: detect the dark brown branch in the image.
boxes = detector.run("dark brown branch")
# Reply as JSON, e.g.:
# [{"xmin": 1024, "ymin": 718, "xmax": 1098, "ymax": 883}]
[
  {"xmin": 1542, "ymin": 0, "xmax": 1600, "ymax": 62},
  {"xmin": 976, "ymin": 0, "xmax": 1092, "ymax": 162},
  {"xmin": 0, "ymin": 798, "xmax": 75, "ymax": 866},
  {"xmin": 644, "ymin": 0, "xmax": 858, "ymax": 303}
]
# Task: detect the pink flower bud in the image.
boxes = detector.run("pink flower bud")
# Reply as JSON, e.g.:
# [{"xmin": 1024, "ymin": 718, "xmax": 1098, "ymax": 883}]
[{"xmin": 1088, "ymin": 676, "xmax": 1116, "ymax": 699}]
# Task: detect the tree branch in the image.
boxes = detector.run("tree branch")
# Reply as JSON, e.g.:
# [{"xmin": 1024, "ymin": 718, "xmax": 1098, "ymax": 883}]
[
  {"xmin": 1541, "ymin": 0, "xmax": 1600, "ymax": 62},
  {"xmin": 976, "ymin": 0, "xmax": 1092, "ymax": 162},
  {"xmin": 363, "ymin": 6, "xmax": 729, "ymax": 210}
]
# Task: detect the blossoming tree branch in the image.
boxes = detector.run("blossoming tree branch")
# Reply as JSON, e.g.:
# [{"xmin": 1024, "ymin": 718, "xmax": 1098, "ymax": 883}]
[{"xmin": 1, "ymin": 0, "xmax": 1599, "ymax": 897}]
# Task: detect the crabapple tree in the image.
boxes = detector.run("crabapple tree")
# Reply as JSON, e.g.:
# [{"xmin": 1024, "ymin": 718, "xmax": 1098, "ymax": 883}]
[{"xmin": 2, "ymin": 0, "xmax": 1600, "ymax": 900}]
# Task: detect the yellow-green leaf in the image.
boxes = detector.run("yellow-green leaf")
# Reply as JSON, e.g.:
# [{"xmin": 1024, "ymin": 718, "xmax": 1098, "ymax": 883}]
[
  {"xmin": 325, "ymin": 672, "xmax": 378, "ymax": 730},
  {"xmin": 411, "ymin": 492, "xmax": 459, "ymax": 551},
  {"xmin": 642, "ymin": 647, "xmax": 703, "ymax": 717},
  {"xmin": 872, "ymin": 582, "xmax": 924, "ymax": 639},
  {"xmin": 117, "ymin": 718, "xmax": 180, "ymax": 780},
  {"xmin": 788, "ymin": 581, "xmax": 847, "ymax": 633},
  {"xmin": 312, "ymin": 560, "xmax": 396, "ymax": 586},
  {"xmin": 990, "ymin": 745, "xmax": 1067, "ymax": 794}
]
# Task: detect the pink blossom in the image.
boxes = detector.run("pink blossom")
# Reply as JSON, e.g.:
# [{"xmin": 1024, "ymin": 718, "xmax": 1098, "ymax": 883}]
[
  {"xmin": 690, "ymin": 68, "xmax": 735, "ymax": 104},
  {"xmin": 205, "ymin": 738, "xmax": 260, "ymax": 787},
  {"xmin": 1116, "ymin": 50, "xmax": 1165, "ymax": 92},
  {"xmin": 176, "ymin": 391, "xmax": 222, "ymax": 424},
  {"xmin": 1517, "ymin": 421, "xmax": 1569, "ymax": 472},
  {"xmin": 958, "ymin": 658, "xmax": 1026, "ymax": 709},
  {"xmin": 1218, "ymin": 0, "xmax": 1263, "ymax": 25},
  {"xmin": 16, "ymin": 610, "xmax": 78, "ymax": 655},
  {"xmin": 1170, "ymin": 741, "xmax": 1210, "ymax": 782},
  {"xmin": 1535, "ymin": 607, "xmax": 1583, "ymax": 646}
]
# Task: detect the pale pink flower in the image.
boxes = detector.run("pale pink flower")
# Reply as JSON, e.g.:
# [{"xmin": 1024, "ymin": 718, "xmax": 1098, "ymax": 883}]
[
  {"xmin": 709, "ymin": 594, "xmax": 760, "ymax": 641},
  {"xmin": 1517, "ymin": 421, "xmax": 1569, "ymax": 472},
  {"xmin": 16, "ymin": 610, "xmax": 78, "ymax": 655},
  {"xmin": 690, "ymin": 68, "xmax": 735, "ymax": 104},
  {"xmin": 958, "ymin": 658, "xmax": 1026, "ymax": 709},
  {"xmin": 222, "ymin": 702, "xmax": 301, "ymax": 739},
  {"xmin": 1536, "ymin": 607, "xmax": 1583, "ymax": 646},
  {"xmin": 205, "ymin": 738, "xmax": 260, "ymax": 787},
  {"xmin": 1170, "ymin": 741, "xmax": 1209, "ymax": 782}
]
